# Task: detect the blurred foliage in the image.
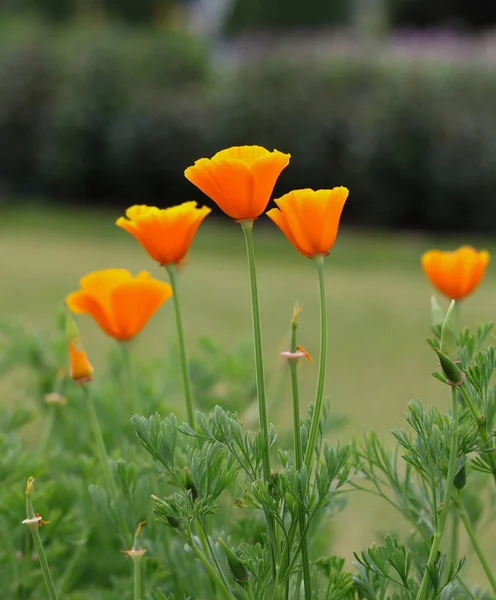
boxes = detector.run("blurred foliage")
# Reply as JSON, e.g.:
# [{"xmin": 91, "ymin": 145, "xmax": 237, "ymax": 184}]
[
  {"xmin": 385, "ymin": 0, "xmax": 496, "ymax": 29},
  {"xmin": 2, "ymin": 17, "xmax": 496, "ymax": 232},
  {"xmin": 225, "ymin": 0, "xmax": 350, "ymax": 33}
]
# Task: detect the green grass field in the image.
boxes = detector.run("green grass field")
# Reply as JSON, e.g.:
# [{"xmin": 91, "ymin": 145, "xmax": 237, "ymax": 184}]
[{"xmin": 2, "ymin": 206, "xmax": 495, "ymax": 581}]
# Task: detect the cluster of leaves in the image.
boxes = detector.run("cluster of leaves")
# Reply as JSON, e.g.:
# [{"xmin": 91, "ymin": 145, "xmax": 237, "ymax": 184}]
[{"xmin": 1, "ymin": 309, "xmax": 496, "ymax": 599}]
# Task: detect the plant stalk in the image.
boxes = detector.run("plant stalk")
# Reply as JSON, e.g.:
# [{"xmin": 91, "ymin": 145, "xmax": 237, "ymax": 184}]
[
  {"xmin": 24, "ymin": 480, "xmax": 59, "ymax": 600},
  {"xmin": 288, "ymin": 313, "xmax": 312, "ymax": 600},
  {"xmin": 456, "ymin": 493, "xmax": 496, "ymax": 595},
  {"xmin": 132, "ymin": 556, "xmax": 142, "ymax": 600},
  {"xmin": 165, "ymin": 265, "xmax": 195, "ymax": 426},
  {"xmin": 120, "ymin": 341, "xmax": 140, "ymax": 415},
  {"xmin": 415, "ymin": 386, "xmax": 459, "ymax": 600},
  {"xmin": 83, "ymin": 385, "xmax": 117, "ymax": 497},
  {"xmin": 240, "ymin": 220, "xmax": 271, "ymax": 480},
  {"xmin": 304, "ymin": 255, "xmax": 327, "ymax": 472}
]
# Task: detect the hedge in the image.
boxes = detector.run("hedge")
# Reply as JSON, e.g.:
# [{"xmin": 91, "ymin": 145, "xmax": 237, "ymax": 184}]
[{"xmin": 1, "ymin": 20, "xmax": 496, "ymax": 232}]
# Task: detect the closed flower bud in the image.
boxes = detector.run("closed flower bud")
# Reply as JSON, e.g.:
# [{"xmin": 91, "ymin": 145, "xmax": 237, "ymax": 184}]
[
  {"xmin": 435, "ymin": 348, "xmax": 465, "ymax": 386},
  {"xmin": 454, "ymin": 464, "xmax": 467, "ymax": 490},
  {"xmin": 217, "ymin": 538, "xmax": 250, "ymax": 586}
]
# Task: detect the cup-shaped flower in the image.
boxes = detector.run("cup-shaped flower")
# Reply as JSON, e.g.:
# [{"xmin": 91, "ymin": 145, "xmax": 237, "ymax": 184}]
[
  {"xmin": 184, "ymin": 145, "xmax": 290, "ymax": 220},
  {"xmin": 66, "ymin": 269, "xmax": 172, "ymax": 341},
  {"xmin": 266, "ymin": 187, "xmax": 349, "ymax": 257},
  {"xmin": 69, "ymin": 341, "xmax": 94, "ymax": 382},
  {"xmin": 116, "ymin": 202, "xmax": 211, "ymax": 266},
  {"xmin": 421, "ymin": 246, "xmax": 490, "ymax": 300}
]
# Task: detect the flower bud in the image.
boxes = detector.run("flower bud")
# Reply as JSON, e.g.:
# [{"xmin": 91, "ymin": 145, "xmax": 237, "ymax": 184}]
[
  {"xmin": 454, "ymin": 465, "xmax": 467, "ymax": 490},
  {"xmin": 435, "ymin": 348, "xmax": 465, "ymax": 386},
  {"xmin": 217, "ymin": 538, "xmax": 250, "ymax": 586}
]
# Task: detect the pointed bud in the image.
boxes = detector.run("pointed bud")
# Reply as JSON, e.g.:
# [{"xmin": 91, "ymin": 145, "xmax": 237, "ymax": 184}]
[
  {"xmin": 440, "ymin": 300, "xmax": 457, "ymax": 359},
  {"xmin": 430, "ymin": 296, "xmax": 445, "ymax": 327},
  {"xmin": 69, "ymin": 341, "xmax": 94, "ymax": 383},
  {"xmin": 217, "ymin": 538, "xmax": 250, "ymax": 586},
  {"xmin": 454, "ymin": 464, "xmax": 467, "ymax": 490},
  {"xmin": 435, "ymin": 348, "xmax": 465, "ymax": 386}
]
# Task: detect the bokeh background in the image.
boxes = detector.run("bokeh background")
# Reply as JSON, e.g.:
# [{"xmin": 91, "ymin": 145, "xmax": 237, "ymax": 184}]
[{"xmin": 2, "ymin": 0, "xmax": 496, "ymax": 583}]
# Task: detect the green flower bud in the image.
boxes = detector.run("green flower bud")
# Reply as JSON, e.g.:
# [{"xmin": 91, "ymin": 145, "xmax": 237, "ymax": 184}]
[
  {"xmin": 217, "ymin": 538, "xmax": 250, "ymax": 586},
  {"xmin": 183, "ymin": 467, "xmax": 198, "ymax": 501},
  {"xmin": 435, "ymin": 348, "xmax": 465, "ymax": 386},
  {"xmin": 454, "ymin": 465, "xmax": 467, "ymax": 490},
  {"xmin": 440, "ymin": 300, "xmax": 457, "ymax": 359}
]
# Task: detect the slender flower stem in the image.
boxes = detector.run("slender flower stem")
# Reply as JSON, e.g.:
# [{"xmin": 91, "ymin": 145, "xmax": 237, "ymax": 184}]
[
  {"xmin": 165, "ymin": 265, "xmax": 195, "ymax": 426},
  {"xmin": 188, "ymin": 531, "xmax": 234, "ymax": 600},
  {"xmin": 83, "ymin": 385, "xmax": 117, "ymax": 497},
  {"xmin": 304, "ymin": 255, "xmax": 327, "ymax": 472},
  {"xmin": 120, "ymin": 341, "xmax": 140, "ymax": 415},
  {"xmin": 416, "ymin": 387, "xmax": 459, "ymax": 600},
  {"xmin": 240, "ymin": 220, "xmax": 278, "ymax": 586},
  {"xmin": 240, "ymin": 220, "xmax": 271, "ymax": 481},
  {"xmin": 24, "ymin": 479, "xmax": 59, "ymax": 600},
  {"xmin": 458, "ymin": 383, "xmax": 496, "ymax": 484},
  {"xmin": 456, "ymin": 493, "xmax": 496, "ymax": 595},
  {"xmin": 288, "ymin": 317, "xmax": 312, "ymax": 600},
  {"xmin": 450, "ymin": 508, "xmax": 459, "ymax": 562},
  {"xmin": 132, "ymin": 556, "xmax": 142, "ymax": 600}
]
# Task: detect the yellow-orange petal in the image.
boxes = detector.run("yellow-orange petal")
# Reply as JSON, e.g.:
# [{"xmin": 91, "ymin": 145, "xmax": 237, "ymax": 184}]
[
  {"xmin": 421, "ymin": 246, "xmax": 490, "ymax": 300},
  {"xmin": 266, "ymin": 207, "xmax": 309, "ymax": 256},
  {"xmin": 66, "ymin": 291, "xmax": 118, "ymax": 338},
  {"xmin": 250, "ymin": 151, "xmax": 291, "ymax": 218},
  {"xmin": 69, "ymin": 341, "xmax": 94, "ymax": 382},
  {"xmin": 109, "ymin": 279, "xmax": 172, "ymax": 340},
  {"xmin": 212, "ymin": 145, "xmax": 272, "ymax": 164}
]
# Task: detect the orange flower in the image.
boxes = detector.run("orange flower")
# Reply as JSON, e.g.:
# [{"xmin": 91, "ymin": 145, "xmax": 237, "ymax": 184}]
[
  {"xmin": 116, "ymin": 202, "xmax": 211, "ymax": 266},
  {"xmin": 66, "ymin": 269, "xmax": 172, "ymax": 341},
  {"xmin": 69, "ymin": 341, "xmax": 94, "ymax": 382},
  {"xmin": 184, "ymin": 145, "xmax": 290, "ymax": 220},
  {"xmin": 421, "ymin": 246, "xmax": 490, "ymax": 300},
  {"xmin": 266, "ymin": 187, "xmax": 349, "ymax": 257}
]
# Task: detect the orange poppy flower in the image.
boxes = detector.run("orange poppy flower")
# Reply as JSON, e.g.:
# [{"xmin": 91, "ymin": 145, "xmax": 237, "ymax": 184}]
[
  {"xmin": 266, "ymin": 187, "xmax": 349, "ymax": 257},
  {"xmin": 184, "ymin": 145, "xmax": 291, "ymax": 220},
  {"xmin": 66, "ymin": 269, "xmax": 172, "ymax": 341},
  {"xmin": 69, "ymin": 341, "xmax": 94, "ymax": 382},
  {"xmin": 421, "ymin": 246, "xmax": 490, "ymax": 300},
  {"xmin": 116, "ymin": 202, "xmax": 211, "ymax": 266}
]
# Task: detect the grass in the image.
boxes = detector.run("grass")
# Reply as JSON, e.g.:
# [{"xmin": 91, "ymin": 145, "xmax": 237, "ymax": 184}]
[{"xmin": 2, "ymin": 205, "xmax": 496, "ymax": 583}]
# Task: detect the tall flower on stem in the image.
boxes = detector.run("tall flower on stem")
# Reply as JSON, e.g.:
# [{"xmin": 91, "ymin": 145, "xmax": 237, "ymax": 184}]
[
  {"xmin": 421, "ymin": 246, "xmax": 489, "ymax": 301},
  {"xmin": 116, "ymin": 203, "xmax": 211, "ymax": 425},
  {"xmin": 185, "ymin": 145, "xmax": 290, "ymax": 481},
  {"xmin": 67, "ymin": 269, "xmax": 172, "ymax": 414},
  {"xmin": 267, "ymin": 187, "xmax": 349, "ymax": 473}
]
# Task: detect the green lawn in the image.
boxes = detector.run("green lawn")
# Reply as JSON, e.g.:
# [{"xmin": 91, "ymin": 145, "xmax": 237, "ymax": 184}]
[{"xmin": 2, "ymin": 206, "xmax": 495, "ymax": 581}]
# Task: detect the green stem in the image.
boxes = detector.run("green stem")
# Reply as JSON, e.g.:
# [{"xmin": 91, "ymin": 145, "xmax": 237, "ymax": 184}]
[
  {"xmin": 189, "ymin": 533, "xmax": 234, "ymax": 600},
  {"xmin": 120, "ymin": 341, "xmax": 140, "ymax": 415},
  {"xmin": 456, "ymin": 493, "xmax": 496, "ymax": 595},
  {"xmin": 288, "ymin": 317, "xmax": 312, "ymax": 600},
  {"xmin": 240, "ymin": 220, "xmax": 271, "ymax": 481},
  {"xmin": 450, "ymin": 507, "xmax": 459, "ymax": 563},
  {"xmin": 415, "ymin": 387, "xmax": 459, "ymax": 600},
  {"xmin": 132, "ymin": 556, "xmax": 142, "ymax": 600},
  {"xmin": 165, "ymin": 265, "xmax": 195, "ymax": 426},
  {"xmin": 304, "ymin": 255, "xmax": 327, "ymax": 472},
  {"xmin": 240, "ymin": 220, "xmax": 278, "ymax": 587},
  {"xmin": 25, "ymin": 482, "xmax": 59, "ymax": 600},
  {"xmin": 458, "ymin": 383, "xmax": 496, "ymax": 484},
  {"xmin": 83, "ymin": 385, "xmax": 117, "ymax": 497}
]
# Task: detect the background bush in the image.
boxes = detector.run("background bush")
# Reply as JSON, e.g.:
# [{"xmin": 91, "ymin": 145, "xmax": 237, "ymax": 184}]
[{"xmin": 2, "ymin": 18, "xmax": 496, "ymax": 232}]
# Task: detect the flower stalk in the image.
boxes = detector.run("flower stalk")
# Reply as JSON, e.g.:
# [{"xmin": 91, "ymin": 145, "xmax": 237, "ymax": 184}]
[
  {"xmin": 82, "ymin": 385, "xmax": 117, "ymax": 497},
  {"xmin": 286, "ymin": 307, "xmax": 312, "ymax": 600},
  {"xmin": 455, "ymin": 492, "xmax": 496, "ymax": 595},
  {"xmin": 165, "ymin": 264, "xmax": 195, "ymax": 426},
  {"xmin": 304, "ymin": 254, "xmax": 327, "ymax": 472},
  {"xmin": 240, "ymin": 219, "xmax": 271, "ymax": 481},
  {"xmin": 415, "ymin": 386, "xmax": 459, "ymax": 600},
  {"xmin": 23, "ymin": 478, "xmax": 59, "ymax": 600}
]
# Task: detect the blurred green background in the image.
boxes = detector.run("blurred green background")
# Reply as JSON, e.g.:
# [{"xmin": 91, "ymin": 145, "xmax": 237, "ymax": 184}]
[{"xmin": 2, "ymin": 0, "xmax": 496, "ymax": 586}]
